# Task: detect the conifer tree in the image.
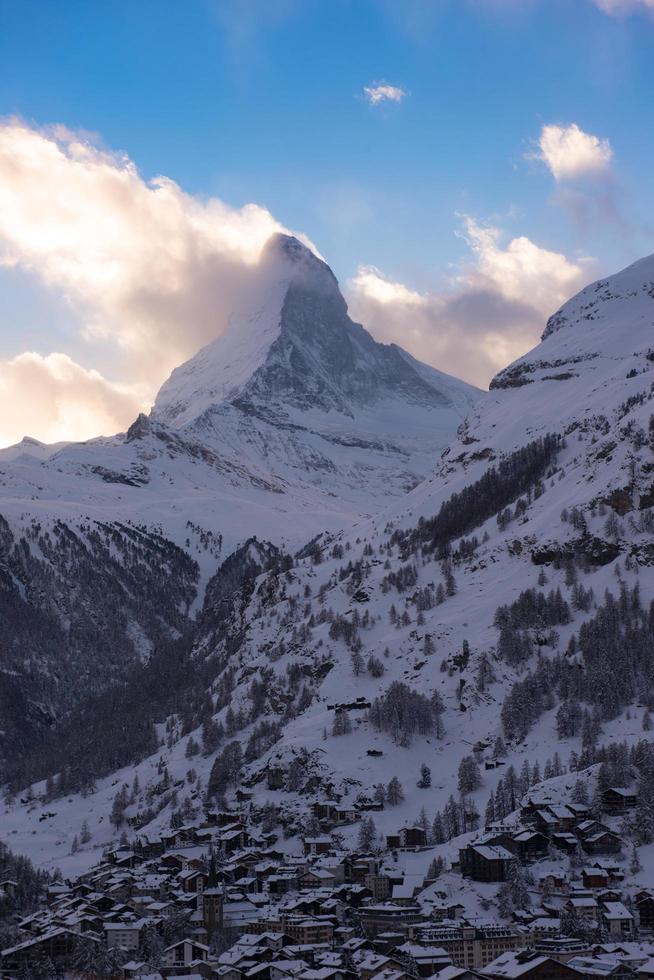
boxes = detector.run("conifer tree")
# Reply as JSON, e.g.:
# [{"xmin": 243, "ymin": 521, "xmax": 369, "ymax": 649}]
[{"xmin": 386, "ymin": 776, "xmax": 404, "ymax": 805}]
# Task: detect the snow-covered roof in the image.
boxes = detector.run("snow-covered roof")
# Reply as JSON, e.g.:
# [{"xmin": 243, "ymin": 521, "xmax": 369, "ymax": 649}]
[
  {"xmin": 472, "ymin": 845, "xmax": 515, "ymax": 860},
  {"xmin": 602, "ymin": 903, "xmax": 633, "ymax": 920},
  {"xmin": 480, "ymin": 951, "xmax": 549, "ymax": 978}
]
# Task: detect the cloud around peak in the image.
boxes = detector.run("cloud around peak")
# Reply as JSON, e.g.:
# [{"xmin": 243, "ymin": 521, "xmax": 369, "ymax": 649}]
[
  {"xmin": 0, "ymin": 119, "xmax": 314, "ymax": 445},
  {"xmin": 0, "ymin": 120, "xmax": 304, "ymax": 371}
]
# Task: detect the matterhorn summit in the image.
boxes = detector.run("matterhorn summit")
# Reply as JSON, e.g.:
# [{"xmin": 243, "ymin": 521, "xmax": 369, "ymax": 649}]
[{"xmin": 152, "ymin": 233, "xmax": 480, "ymax": 497}]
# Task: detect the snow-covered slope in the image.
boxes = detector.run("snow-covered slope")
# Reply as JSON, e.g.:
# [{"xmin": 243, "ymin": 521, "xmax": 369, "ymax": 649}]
[
  {"xmin": 0, "ymin": 233, "xmax": 479, "ymax": 772},
  {"xmin": 8, "ymin": 251, "xmax": 654, "ymax": 877},
  {"xmin": 399, "ymin": 251, "xmax": 654, "ymax": 526}
]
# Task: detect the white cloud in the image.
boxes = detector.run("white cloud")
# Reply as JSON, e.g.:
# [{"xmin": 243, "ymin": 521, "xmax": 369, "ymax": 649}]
[
  {"xmin": 529, "ymin": 122, "xmax": 639, "ymax": 240},
  {"xmin": 0, "ymin": 352, "xmax": 149, "ymax": 447},
  {"xmin": 533, "ymin": 123, "xmax": 613, "ymax": 182},
  {"xmin": 351, "ymin": 267, "xmax": 426, "ymax": 308},
  {"xmin": 458, "ymin": 215, "xmax": 585, "ymax": 311},
  {"xmin": 0, "ymin": 119, "xmax": 313, "ymax": 388},
  {"xmin": 347, "ymin": 216, "xmax": 592, "ymax": 388},
  {"xmin": 593, "ymin": 0, "xmax": 654, "ymax": 14},
  {"xmin": 363, "ymin": 82, "xmax": 407, "ymax": 105}
]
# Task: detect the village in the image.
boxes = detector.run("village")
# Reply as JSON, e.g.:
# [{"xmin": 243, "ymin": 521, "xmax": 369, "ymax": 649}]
[{"xmin": 3, "ymin": 782, "xmax": 654, "ymax": 980}]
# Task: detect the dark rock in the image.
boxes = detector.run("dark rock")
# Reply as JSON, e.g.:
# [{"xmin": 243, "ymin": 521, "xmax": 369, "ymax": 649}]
[{"xmin": 603, "ymin": 487, "xmax": 633, "ymax": 516}]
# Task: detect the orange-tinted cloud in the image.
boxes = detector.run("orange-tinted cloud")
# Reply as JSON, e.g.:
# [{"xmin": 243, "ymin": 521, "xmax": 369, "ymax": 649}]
[{"xmin": 346, "ymin": 216, "xmax": 593, "ymax": 388}]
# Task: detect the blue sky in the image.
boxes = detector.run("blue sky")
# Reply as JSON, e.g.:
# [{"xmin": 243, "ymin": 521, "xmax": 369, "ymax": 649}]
[{"xmin": 0, "ymin": 0, "xmax": 653, "ymax": 443}]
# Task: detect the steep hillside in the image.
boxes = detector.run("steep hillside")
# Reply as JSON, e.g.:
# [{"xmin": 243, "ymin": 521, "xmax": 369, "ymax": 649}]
[
  {"xmin": 0, "ymin": 234, "xmax": 478, "ymax": 777},
  {"xmin": 5, "ymin": 252, "xmax": 654, "ymax": 874},
  {"xmin": 192, "ymin": 250, "xmax": 654, "ymax": 787}
]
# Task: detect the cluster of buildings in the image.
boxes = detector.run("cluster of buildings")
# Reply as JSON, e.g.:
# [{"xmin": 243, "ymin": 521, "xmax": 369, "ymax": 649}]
[
  {"xmin": 458, "ymin": 792, "xmax": 638, "ymax": 887},
  {"xmin": 1, "ymin": 787, "xmax": 653, "ymax": 980}
]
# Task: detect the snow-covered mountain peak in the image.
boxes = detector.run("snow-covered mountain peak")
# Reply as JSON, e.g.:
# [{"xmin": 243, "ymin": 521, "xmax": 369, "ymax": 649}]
[
  {"xmin": 151, "ymin": 235, "xmax": 346, "ymax": 429},
  {"xmin": 489, "ymin": 253, "xmax": 654, "ymax": 400},
  {"xmin": 260, "ymin": 232, "xmax": 335, "ymax": 287},
  {"xmin": 541, "ymin": 252, "xmax": 654, "ymax": 343},
  {"xmin": 153, "ymin": 231, "xmax": 479, "ymax": 431},
  {"xmin": 142, "ymin": 231, "xmax": 482, "ymax": 522}
]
